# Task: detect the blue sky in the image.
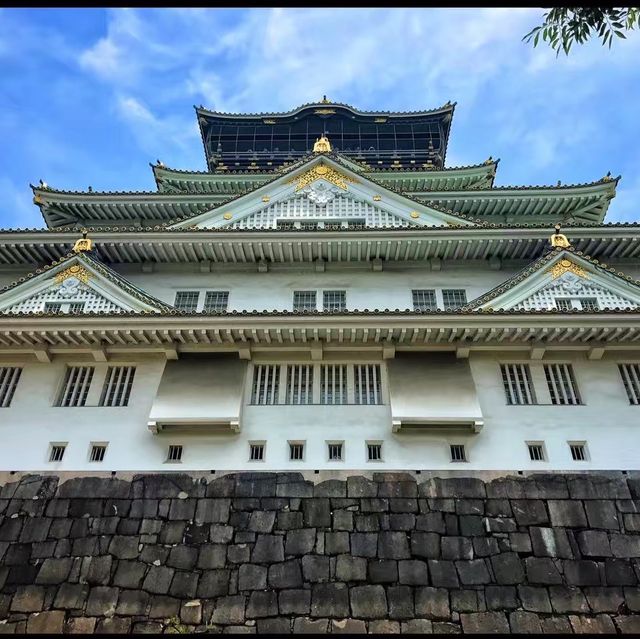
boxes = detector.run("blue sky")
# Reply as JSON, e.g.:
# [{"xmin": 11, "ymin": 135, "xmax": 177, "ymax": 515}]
[{"xmin": 1, "ymin": 8, "xmax": 638, "ymax": 229}]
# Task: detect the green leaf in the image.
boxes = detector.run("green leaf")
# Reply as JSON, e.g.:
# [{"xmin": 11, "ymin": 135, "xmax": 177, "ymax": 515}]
[{"xmin": 614, "ymin": 30, "xmax": 627, "ymax": 38}]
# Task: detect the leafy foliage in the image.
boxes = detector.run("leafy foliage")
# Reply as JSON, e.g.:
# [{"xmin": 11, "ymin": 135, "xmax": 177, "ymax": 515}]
[{"xmin": 523, "ymin": 8, "xmax": 639, "ymax": 55}]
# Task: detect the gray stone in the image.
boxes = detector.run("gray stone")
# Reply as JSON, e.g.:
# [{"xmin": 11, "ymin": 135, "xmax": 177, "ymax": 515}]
[
  {"xmin": 11, "ymin": 586, "xmax": 45, "ymax": 613},
  {"xmin": 351, "ymin": 532, "xmax": 378, "ymax": 558},
  {"xmin": 349, "ymin": 584, "xmax": 387, "ymax": 619},
  {"xmin": 302, "ymin": 499, "xmax": 331, "ymax": 527},
  {"xmin": 378, "ymin": 531, "xmax": 410, "ymax": 559},
  {"xmin": 389, "ymin": 513, "xmax": 415, "ymax": 530},
  {"xmin": 611, "ymin": 534, "xmax": 640, "ymax": 558},
  {"xmin": 410, "ymin": 531, "xmax": 441, "ymax": 560},
  {"xmin": 246, "ymin": 590, "xmax": 278, "ymax": 618},
  {"xmin": 509, "ymin": 532, "xmax": 532, "ymax": 553},
  {"xmin": 518, "ymin": 585, "xmax": 552, "ymax": 613},
  {"xmin": 58, "ymin": 476, "xmax": 130, "ymax": 499},
  {"xmin": 310, "ymin": 583, "xmax": 349, "ymax": 618},
  {"xmin": 335, "ymin": 555, "xmax": 366, "ymax": 582},
  {"xmin": 279, "ymin": 589, "xmax": 311, "ymax": 615},
  {"xmin": 228, "ymin": 544, "xmax": 251, "ymax": 564},
  {"xmin": 459, "ymin": 515, "xmax": 484, "ymax": 536},
  {"xmin": 149, "ymin": 594, "xmax": 181, "ymax": 618},
  {"xmin": 361, "ymin": 498, "xmax": 389, "ymax": 513},
  {"xmin": 569, "ymin": 475, "xmax": 631, "ymax": 500},
  {"xmin": 257, "ymin": 618, "xmax": 291, "ymax": 634},
  {"xmin": 401, "ymin": 619, "xmax": 434, "ymax": 634},
  {"xmin": 285, "ymin": 528, "xmax": 316, "ymax": 556},
  {"xmin": 252, "ymin": 534, "xmax": 284, "ymax": 563},
  {"xmin": 302, "ymin": 555, "xmax": 330, "ymax": 583},
  {"xmin": 167, "ymin": 545, "xmax": 198, "ymax": 570},
  {"xmin": 314, "ymin": 480, "xmax": 346, "ymax": 498},
  {"xmin": 387, "ymin": 585, "xmax": 414, "ymax": 620},
  {"xmin": 325, "ymin": 531, "xmax": 350, "ymax": 555},
  {"xmin": 86, "ymin": 586, "xmax": 119, "ymax": 616},
  {"xmin": 346, "ymin": 476, "xmax": 377, "ymax": 498},
  {"xmin": 456, "ymin": 559, "xmax": 491, "ymax": 585},
  {"xmin": 332, "ymin": 510, "xmax": 353, "ymax": 531},
  {"xmin": 210, "ymin": 595, "xmax": 246, "ymax": 624},
  {"xmin": 491, "ymin": 552, "xmax": 524, "ymax": 585},
  {"xmin": 451, "ymin": 589, "xmax": 481, "ymax": 612},
  {"xmin": 170, "ymin": 571, "xmax": 199, "ymax": 598},
  {"xmin": 51, "ymin": 581, "xmax": 89, "ymax": 612},
  {"xmin": 398, "ymin": 559, "xmax": 429, "ymax": 585},
  {"xmin": 20, "ymin": 518, "xmax": 51, "ymax": 542},
  {"xmin": 276, "ymin": 512, "xmax": 303, "ymax": 530},
  {"xmin": 112, "ymin": 560, "xmax": 147, "ymax": 589},
  {"xmin": 577, "ymin": 530, "xmax": 612, "ymax": 557},
  {"xmin": 269, "ymin": 559, "xmax": 303, "ymax": 589},
  {"xmin": 460, "ymin": 612, "xmax": 510, "ymax": 634},
  {"xmin": 198, "ymin": 570, "xmax": 230, "ymax": 598},
  {"xmin": 415, "ymin": 587, "xmax": 450, "ymax": 619},
  {"xmin": 442, "ymin": 536, "xmax": 473, "ymax": 560},
  {"xmin": 473, "ymin": 537, "xmax": 500, "ymax": 557},
  {"xmin": 540, "ymin": 616, "xmax": 573, "ymax": 634},
  {"xmin": 26, "ymin": 610, "xmax": 66, "ymax": 634},
  {"xmin": 368, "ymin": 559, "xmax": 398, "ymax": 583},
  {"xmin": 428, "ymin": 560, "xmax": 460, "ymax": 588},
  {"xmin": 419, "ymin": 477, "xmax": 486, "ymax": 499},
  {"xmin": 455, "ymin": 499, "xmax": 484, "ymax": 515},
  {"xmin": 509, "ymin": 610, "xmax": 542, "ymax": 633},
  {"xmin": 605, "ymin": 558, "xmax": 637, "ymax": 585},
  {"xmin": 417, "ymin": 512, "xmax": 446, "ymax": 534},
  {"xmin": 584, "ymin": 587, "xmax": 624, "ymax": 612},
  {"xmin": 142, "ymin": 565, "xmax": 175, "ymax": 594},
  {"xmin": 198, "ymin": 544, "xmax": 227, "ymax": 569},
  {"xmin": 525, "ymin": 557, "xmax": 563, "ymax": 584},
  {"xmin": 211, "ymin": 524, "xmax": 235, "ymax": 543},
  {"xmin": 79, "ymin": 555, "xmax": 112, "ymax": 586},
  {"xmin": 158, "ymin": 521, "xmax": 185, "ymax": 544},
  {"xmin": 585, "ymin": 500, "xmax": 620, "ymax": 530},
  {"xmin": 615, "ymin": 615, "xmax": 640, "ymax": 634},
  {"xmin": 564, "ymin": 559, "xmax": 602, "ymax": 586},
  {"xmin": 511, "ymin": 499, "xmax": 549, "ymax": 526},
  {"xmin": 549, "ymin": 586, "xmax": 589, "ymax": 613},
  {"xmin": 292, "ymin": 617, "xmax": 329, "ymax": 633},
  {"xmin": 116, "ymin": 589, "xmax": 149, "ymax": 615},
  {"xmin": 35, "ymin": 557, "xmax": 73, "ymax": 585},
  {"xmin": 330, "ymin": 618, "xmax": 367, "ymax": 633},
  {"xmin": 369, "ymin": 620, "xmax": 401, "ymax": 633},
  {"xmin": 530, "ymin": 526, "xmax": 574, "ymax": 558},
  {"xmin": 238, "ymin": 564, "xmax": 267, "ymax": 591},
  {"xmin": 486, "ymin": 585, "xmax": 518, "ymax": 611},
  {"xmin": 548, "ymin": 500, "xmax": 587, "ymax": 527},
  {"xmin": 569, "ymin": 614, "xmax": 616, "ymax": 633},
  {"xmin": 247, "ymin": 510, "xmax": 276, "ymax": 533}
]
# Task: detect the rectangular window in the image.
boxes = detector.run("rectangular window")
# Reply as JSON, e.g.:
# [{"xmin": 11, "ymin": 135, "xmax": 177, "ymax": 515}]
[
  {"xmin": 49, "ymin": 444, "xmax": 66, "ymax": 462},
  {"xmin": 544, "ymin": 364, "xmax": 582, "ymax": 405},
  {"xmin": 0, "ymin": 367, "xmax": 22, "ymax": 408},
  {"xmin": 412, "ymin": 289, "xmax": 437, "ymax": 311},
  {"xmin": 203, "ymin": 291, "xmax": 229, "ymax": 312},
  {"xmin": 174, "ymin": 291, "xmax": 199, "ymax": 312},
  {"xmin": 68, "ymin": 302, "xmax": 85, "ymax": 313},
  {"xmin": 579, "ymin": 298, "xmax": 599, "ymax": 311},
  {"xmin": 619, "ymin": 363, "xmax": 640, "ymax": 405},
  {"xmin": 500, "ymin": 363, "xmax": 536, "ymax": 405},
  {"xmin": 450, "ymin": 444, "xmax": 467, "ymax": 462},
  {"xmin": 167, "ymin": 445, "xmax": 183, "ymax": 462},
  {"xmin": 99, "ymin": 366, "xmax": 136, "ymax": 407},
  {"xmin": 293, "ymin": 290, "xmax": 317, "ymax": 312},
  {"xmin": 249, "ymin": 443, "xmax": 265, "ymax": 461},
  {"xmin": 44, "ymin": 302, "xmax": 62, "ymax": 313},
  {"xmin": 57, "ymin": 366, "xmax": 95, "ymax": 407},
  {"xmin": 320, "ymin": 364, "xmax": 348, "ymax": 405},
  {"xmin": 367, "ymin": 442, "xmax": 382, "ymax": 462},
  {"xmin": 90, "ymin": 444, "xmax": 107, "ymax": 462},
  {"xmin": 251, "ymin": 365, "xmax": 280, "ymax": 405},
  {"xmin": 569, "ymin": 442, "xmax": 588, "ymax": 461},
  {"xmin": 442, "ymin": 289, "xmax": 467, "ymax": 309},
  {"xmin": 285, "ymin": 365, "xmax": 313, "ymax": 405},
  {"xmin": 527, "ymin": 442, "xmax": 546, "ymax": 461},
  {"xmin": 289, "ymin": 442, "xmax": 305, "ymax": 461},
  {"xmin": 323, "ymin": 290, "xmax": 346, "ymax": 312},
  {"xmin": 555, "ymin": 298, "xmax": 572, "ymax": 311},
  {"xmin": 328, "ymin": 442, "xmax": 344, "ymax": 461},
  {"xmin": 354, "ymin": 364, "xmax": 382, "ymax": 405}
]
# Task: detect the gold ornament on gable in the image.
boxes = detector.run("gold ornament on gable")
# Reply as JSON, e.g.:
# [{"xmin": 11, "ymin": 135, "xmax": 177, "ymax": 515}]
[
  {"xmin": 287, "ymin": 163, "xmax": 358, "ymax": 192},
  {"xmin": 548, "ymin": 259, "xmax": 588, "ymax": 280},
  {"xmin": 55, "ymin": 264, "xmax": 91, "ymax": 285}
]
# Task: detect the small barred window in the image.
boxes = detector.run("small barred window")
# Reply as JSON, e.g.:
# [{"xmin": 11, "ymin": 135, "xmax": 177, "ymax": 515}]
[
  {"xmin": 442, "ymin": 289, "xmax": 467, "ymax": 309},
  {"xmin": 57, "ymin": 367, "xmax": 95, "ymax": 407},
  {"xmin": 450, "ymin": 444, "xmax": 467, "ymax": 462},
  {"xmin": 289, "ymin": 442, "xmax": 305, "ymax": 461},
  {"xmin": 328, "ymin": 443, "xmax": 343, "ymax": 461},
  {"xmin": 527, "ymin": 443, "xmax": 546, "ymax": 461},
  {"xmin": 49, "ymin": 444, "xmax": 66, "ymax": 462},
  {"xmin": 569, "ymin": 442, "xmax": 587, "ymax": 461},
  {"xmin": 174, "ymin": 292, "xmax": 199, "ymax": 312},
  {"xmin": 544, "ymin": 364, "xmax": 581, "ymax": 405},
  {"xmin": 293, "ymin": 291, "xmax": 317, "ymax": 312},
  {"xmin": 249, "ymin": 443, "xmax": 265, "ymax": 461},
  {"xmin": 367, "ymin": 442, "xmax": 382, "ymax": 461},
  {"xmin": 619, "ymin": 364, "xmax": 640, "ymax": 405},
  {"xmin": 203, "ymin": 291, "xmax": 229, "ymax": 312},
  {"xmin": 167, "ymin": 445, "xmax": 183, "ymax": 462},
  {"xmin": 0, "ymin": 367, "xmax": 22, "ymax": 408},
  {"xmin": 99, "ymin": 366, "xmax": 136, "ymax": 407},
  {"xmin": 323, "ymin": 290, "xmax": 346, "ymax": 312},
  {"xmin": 412, "ymin": 289, "xmax": 437, "ymax": 311},
  {"xmin": 90, "ymin": 444, "xmax": 107, "ymax": 462}
]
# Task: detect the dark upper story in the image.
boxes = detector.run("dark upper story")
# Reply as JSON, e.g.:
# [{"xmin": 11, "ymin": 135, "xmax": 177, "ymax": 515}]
[{"xmin": 196, "ymin": 99, "xmax": 455, "ymax": 171}]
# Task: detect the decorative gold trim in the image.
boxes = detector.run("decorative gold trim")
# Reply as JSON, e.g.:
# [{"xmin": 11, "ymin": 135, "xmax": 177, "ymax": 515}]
[
  {"xmin": 287, "ymin": 163, "xmax": 358, "ymax": 192},
  {"xmin": 410, "ymin": 211, "xmax": 420, "ymax": 219},
  {"xmin": 73, "ymin": 231, "xmax": 93, "ymax": 253},
  {"xmin": 55, "ymin": 264, "xmax": 90, "ymax": 284},
  {"xmin": 313, "ymin": 135, "xmax": 332, "ymax": 153},
  {"xmin": 223, "ymin": 213, "xmax": 233, "ymax": 220},
  {"xmin": 374, "ymin": 117, "xmax": 387, "ymax": 123},
  {"xmin": 548, "ymin": 259, "xmax": 588, "ymax": 280},
  {"xmin": 261, "ymin": 196, "xmax": 271, "ymax": 203},
  {"xmin": 263, "ymin": 119, "xmax": 276, "ymax": 125},
  {"xmin": 373, "ymin": 195, "xmax": 382, "ymax": 202},
  {"xmin": 33, "ymin": 194, "xmax": 42, "ymax": 204},
  {"xmin": 550, "ymin": 223, "xmax": 571, "ymax": 248},
  {"xmin": 314, "ymin": 108, "xmax": 335, "ymax": 116}
]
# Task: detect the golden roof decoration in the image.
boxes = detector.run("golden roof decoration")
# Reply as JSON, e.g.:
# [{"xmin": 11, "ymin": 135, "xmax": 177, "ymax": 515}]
[
  {"xmin": 73, "ymin": 230, "xmax": 93, "ymax": 253},
  {"xmin": 55, "ymin": 264, "xmax": 91, "ymax": 285},
  {"xmin": 287, "ymin": 162, "xmax": 358, "ymax": 192},
  {"xmin": 313, "ymin": 135, "xmax": 332, "ymax": 153},
  {"xmin": 550, "ymin": 223, "xmax": 570, "ymax": 248},
  {"xmin": 548, "ymin": 258, "xmax": 588, "ymax": 280}
]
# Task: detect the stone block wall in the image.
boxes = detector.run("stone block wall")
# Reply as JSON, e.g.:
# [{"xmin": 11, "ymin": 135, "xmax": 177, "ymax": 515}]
[{"xmin": 1, "ymin": 471, "xmax": 640, "ymax": 633}]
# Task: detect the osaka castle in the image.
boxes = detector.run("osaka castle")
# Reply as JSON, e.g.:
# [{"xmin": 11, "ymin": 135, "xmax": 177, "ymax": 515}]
[{"xmin": 0, "ymin": 98, "xmax": 638, "ymax": 473}]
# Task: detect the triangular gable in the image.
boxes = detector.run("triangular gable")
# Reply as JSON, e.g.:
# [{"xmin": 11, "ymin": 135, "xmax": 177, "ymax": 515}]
[
  {"xmin": 168, "ymin": 154, "xmax": 477, "ymax": 230},
  {"xmin": 0, "ymin": 251, "xmax": 172, "ymax": 315},
  {"xmin": 467, "ymin": 247, "xmax": 640, "ymax": 312}
]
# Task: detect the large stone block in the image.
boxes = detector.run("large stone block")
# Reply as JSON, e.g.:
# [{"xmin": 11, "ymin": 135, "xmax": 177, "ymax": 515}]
[
  {"xmin": 509, "ymin": 611, "xmax": 542, "ymax": 633},
  {"xmin": 414, "ymin": 586, "xmax": 450, "ymax": 619},
  {"xmin": 302, "ymin": 499, "xmax": 331, "ymax": 527},
  {"xmin": 35, "ymin": 558, "xmax": 73, "ymax": 585},
  {"xmin": 314, "ymin": 480, "xmax": 346, "ymax": 498},
  {"xmin": 195, "ymin": 499, "xmax": 231, "ymax": 524},
  {"xmin": 387, "ymin": 585, "xmax": 414, "ymax": 620},
  {"xmin": 511, "ymin": 500, "xmax": 549, "ymax": 526},
  {"xmin": 149, "ymin": 594, "xmax": 181, "ymax": 618},
  {"xmin": 302, "ymin": 555, "xmax": 329, "ymax": 583},
  {"xmin": 246, "ymin": 590, "xmax": 278, "ymax": 618},
  {"xmin": 79, "ymin": 555, "xmax": 112, "ymax": 586},
  {"xmin": 349, "ymin": 584, "xmax": 388, "ymax": 619},
  {"xmin": 269, "ymin": 559, "xmax": 303, "ymax": 589},
  {"xmin": 428, "ymin": 560, "xmax": 460, "ymax": 588},
  {"xmin": 252, "ymin": 534, "xmax": 284, "ymax": 563},
  {"xmin": 351, "ymin": 532, "xmax": 378, "ymax": 558},
  {"xmin": 585, "ymin": 500, "xmax": 620, "ymax": 530},
  {"xmin": 346, "ymin": 476, "xmax": 377, "ymax": 498},
  {"xmin": 584, "ymin": 587, "xmax": 624, "ymax": 613},
  {"xmin": 86, "ymin": 586, "xmax": 119, "ymax": 616},
  {"xmin": 368, "ymin": 559, "xmax": 398, "ymax": 584},
  {"xmin": 460, "ymin": 612, "xmax": 510, "ymax": 634},
  {"xmin": 442, "ymin": 536, "xmax": 473, "ymax": 560},
  {"xmin": 335, "ymin": 555, "xmax": 367, "ymax": 582},
  {"xmin": 57, "ymin": 477, "xmax": 130, "ymax": 499},
  {"xmin": 611, "ymin": 534, "xmax": 640, "ymax": 558},
  {"xmin": 518, "ymin": 585, "xmax": 552, "ymax": 613},
  {"xmin": 569, "ymin": 614, "xmax": 616, "ymax": 633},
  {"xmin": 456, "ymin": 559, "xmax": 491, "ymax": 585},
  {"xmin": 279, "ymin": 588, "xmax": 311, "ymax": 615},
  {"xmin": 491, "ymin": 552, "xmax": 524, "ymax": 585},
  {"xmin": 564, "ymin": 559, "xmax": 602, "ymax": 586},
  {"xmin": 310, "ymin": 583, "xmax": 349, "ymax": 618},
  {"xmin": 577, "ymin": 530, "xmax": 612, "ymax": 557},
  {"xmin": 378, "ymin": 531, "xmax": 410, "ymax": 559},
  {"xmin": 524, "ymin": 557, "xmax": 563, "ymax": 585},
  {"xmin": 142, "ymin": 565, "xmax": 175, "ymax": 595},
  {"xmin": 419, "ymin": 478, "xmax": 486, "ymax": 499},
  {"xmin": 530, "ymin": 527, "xmax": 574, "ymax": 558},
  {"xmin": 604, "ymin": 559, "xmax": 636, "ymax": 585},
  {"xmin": 11, "ymin": 586, "xmax": 45, "ymax": 613},
  {"xmin": 568, "ymin": 475, "xmax": 631, "ymax": 500},
  {"xmin": 284, "ymin": 528, "xmax": 316, "ymax": 556},
  {"xmin": 169, "ymin": 571, "xmax": 199, "ymax": 598},
  {"xmin": 210, "ymin": 595, "xmax": 247, "ymax": 624},
  {"xmin": 410, "ymin": 531, "xmax": 440, "ymax": 559},
  {"xmin": 26, "ymin": 610, "xmax": 66, "ymax": 634},
  {"xmin": 325, "ymin": 532, "xmax": 350, "ymax": 555},
  {"xmin": 416, "ymin": 512, "xmax": 446, "ymax": 534},
  {"xmin": 398, "ymin": 559, "xmax": 429, "ymax": 586},
  {"xmin": 485, "ymin": 585, "xmax": 518, "ymax": 611},
  {"xmin": 116, "ymin": 589, "xmax": 150, "ymax": 615},
  {"xmin": 112, "ymin": 560, "xmax": 147, "ymax": 589},
  {"xmin": 548, "ymin": 500, "xmax": 587, "ymax": 527},
  {"xmin": 549, "ymin": 586, "xmax": 589, "ymax": 613},
  {"xmin": 238, "ymin": 564, "xmax": 267, "ymax": 591}
]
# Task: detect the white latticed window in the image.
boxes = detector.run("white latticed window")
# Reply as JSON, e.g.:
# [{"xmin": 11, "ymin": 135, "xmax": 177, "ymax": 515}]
[
  {"xmin": 203, "ymin": 291, "xmax": 229, "ymax": 312},
  {"xmin": 289, "ymin": 442, "xmax": 304, "ymax": 461},
  {"xmin": 555, "ymin": 298, "xmax": 573, "ymax": 311},
  {"xmin": 328, "ymin": 442, "xmax": 343, "ymax": 461},
  {"xmin": 174, "ymin": 292, "xmax": 199, "ymax": 312},
  {"xmin": 293, "ymin": 291, "xmax": 317, "ymax": 312},
  {"xmin": 167, "ymin": 445, "xmax": 183, "ymax": 462},
  {"xmin": 544, "ymin": 364, "xmax": 582, "ymax": 405},
  {"xmin": 323, "ymin": 290, "xmax": 346, "ymax": 312},
  {"xmin": 367, "ymin": 442, "xmax": 382, "ymax": 461},
  {"xmin": 99, "ymin": 366, "xmax": 136, "ymax": 407},
  {"xmin": 569, "ymin": 442, "xmax": 588, "ymax": 461},
  {"xmin": 90, "ymin": 444, "xmax": 107, "ymax": 462},
  {"xmin": 500, "ymin": 364, "xmax": 536, "ymax": 405},
  {"xmin": 354, "ymin": 364, "xmax": 382, "ymax": 405},
  {"xmin": 619, "ymin": 364, "xmax": 640, "ymax": 405},
  {"xmin": 412, "ymin": 289, "xmax": 437, "ymax": 311},
  {"xmin": 57, "ymin": 367, "xmax": 95, "ymax": 407},
  {"xmin": 450, "ymin": 444, "xmax": 467, "ymax": 462},
  {"xmin": 44, "ymin": 302, "xmax": 62, "ymax": 313},
  {"xmin": 320, "ymin": 365, "xmax": 348, "ymax": 404},
  {"xmin": 249, "ymin": 443, "xmax": 265, "ymax": 461},
  {"xmin": 285, "ymin": 365, "xmax": 314, "ymax": 405},
  {"xmin": 527, "ymin": 443, "xmax": 546, "ymax": 461},
  {"xmin": 579, "ymin": 298, "xmax": 599, "ymax": 311},
  {"xmin": 44, "ymin": 302, "xmax": 86, "ymax": 314},
  {"xmin": 49, "ymin": 444, "xmax": 66, "ymax": 462},
  {"xmin": 0, "ymin": 367, "xmax": 22, "ymax": 408},
  {"xmin": 442, "ymin": 289, "xmax": 467, "ymax": 309},
  {"xmin": 251, "ymin": 365, "xmax": 280, "ymax": 405}
]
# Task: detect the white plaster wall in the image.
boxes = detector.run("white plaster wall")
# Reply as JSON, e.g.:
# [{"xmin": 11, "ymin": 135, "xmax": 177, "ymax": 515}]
[{"xmin": 1, "ymin": 350, "xmax": 639, "ymax": 471}]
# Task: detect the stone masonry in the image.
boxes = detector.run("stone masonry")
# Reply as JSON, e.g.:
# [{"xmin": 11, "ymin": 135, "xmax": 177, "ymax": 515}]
[{"xmin": 1, "ymin": 472, "xmax": 640, "ymax": 633}]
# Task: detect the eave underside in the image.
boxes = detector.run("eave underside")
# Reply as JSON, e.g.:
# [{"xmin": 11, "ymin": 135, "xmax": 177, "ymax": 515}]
[{"xmin": 1, "ymin": 227, "xmax": 639, "ymax": 266}]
